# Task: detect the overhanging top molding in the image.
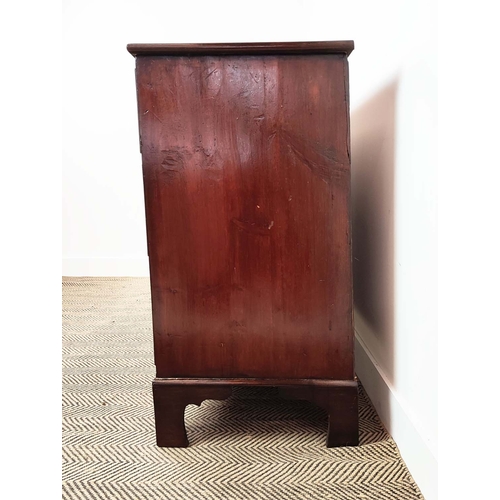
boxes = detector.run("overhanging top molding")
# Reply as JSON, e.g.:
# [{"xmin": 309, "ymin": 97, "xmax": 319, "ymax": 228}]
[{"xmin": 127, "ymin": 41, "xmax": 354, "ymax": 57}]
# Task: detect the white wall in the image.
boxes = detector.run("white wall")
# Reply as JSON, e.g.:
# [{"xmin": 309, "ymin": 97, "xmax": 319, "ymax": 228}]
[
  {"xmin": 351, "ymin": 17, "xmax": 437, "ymax": 498},
  {"xmin": 63, "ymin": 1, "xmax": 437, "ymax": 498},
  {"xmin": 62, "ymin": 0, "xmax": 411, "ymax": 276}
]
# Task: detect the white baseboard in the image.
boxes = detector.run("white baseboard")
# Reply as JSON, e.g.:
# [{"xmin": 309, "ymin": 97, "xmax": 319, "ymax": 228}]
[
  {"xmin": 62, "ymin": 257, "xmax": 150, "ymax": 277},
  {"xmin": 355, "ymin": 330, "xmax": 437, "ymax": 500}
]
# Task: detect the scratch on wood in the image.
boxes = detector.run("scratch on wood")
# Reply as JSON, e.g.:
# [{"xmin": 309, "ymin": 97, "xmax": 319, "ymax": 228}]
[
  {"xmin": 278, "ymin": 129, "xmax": 348, "ymax": 183},
  {"xmin": 231, "ymin": 218, "xmax": 272, "ymax": 236},
  {"xmin": 160, "ymin": 150, "xmax": 184, "ymax": 170},
  {"xmin": 267, "ymin": 130, "xmax": 277, "ymax": 143},
  {"xmin": 152, "ymin": 111, "xmax": 164, "ymax": 123},
  {"xmin": 205, "ymin": 68, "xmax": 218, "ymax": 79}
]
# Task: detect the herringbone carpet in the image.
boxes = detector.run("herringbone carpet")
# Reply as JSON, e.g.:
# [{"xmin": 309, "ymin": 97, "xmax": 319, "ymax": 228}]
[{"xmin": 62, "ymin": 277, "xmax": 424, "ymax": 500}]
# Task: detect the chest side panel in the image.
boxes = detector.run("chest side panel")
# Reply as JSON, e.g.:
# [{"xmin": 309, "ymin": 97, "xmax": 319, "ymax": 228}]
[{"xmin": 136, "ymin": 54, "xmax": 353, "ymax": 379}]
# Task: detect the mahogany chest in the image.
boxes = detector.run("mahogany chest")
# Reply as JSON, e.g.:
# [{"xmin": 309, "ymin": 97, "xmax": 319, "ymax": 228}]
[{"xmin": 128, "ymin": 41, "xmax": 358, "ymax": 447}]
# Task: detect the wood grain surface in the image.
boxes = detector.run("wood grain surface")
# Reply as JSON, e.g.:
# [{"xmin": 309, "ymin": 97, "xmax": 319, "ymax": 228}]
[{"xmin": 135, "ymin": 54, "xmax": 353, "ymax": 380}]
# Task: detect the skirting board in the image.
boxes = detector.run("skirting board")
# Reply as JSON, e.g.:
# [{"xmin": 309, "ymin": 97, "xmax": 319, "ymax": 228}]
[
  {"xmin": 62, "ymin": 257, "xmax": 150, "ymax": 277},
  {"xmin": 355, "ymin": 329, "xmax": 437, "ymax": 500}
]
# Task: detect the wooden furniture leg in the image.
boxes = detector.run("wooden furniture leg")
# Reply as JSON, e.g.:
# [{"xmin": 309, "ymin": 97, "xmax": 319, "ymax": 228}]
[
  {"xmin": 279, "ymin": 383, "xmax": 359, "ymax": 447},
  {"xmin": 152, "ymin": 380, "xmax": 232, "ymax": 447}
]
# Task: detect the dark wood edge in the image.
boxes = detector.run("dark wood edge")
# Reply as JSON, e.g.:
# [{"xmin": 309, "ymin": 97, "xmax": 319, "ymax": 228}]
[
  {"xmin": 127, "ymin": 41, "xmax": 354, "ymax": 57},
  {"xmin": 153, "ymin": 377, "xmax": 358, "ymax": 388}
]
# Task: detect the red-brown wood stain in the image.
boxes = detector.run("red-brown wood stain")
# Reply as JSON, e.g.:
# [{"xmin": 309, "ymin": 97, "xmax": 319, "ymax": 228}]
[{"xmin": 135, "ymin": 53, "xmax": 353, "ymax": 380}]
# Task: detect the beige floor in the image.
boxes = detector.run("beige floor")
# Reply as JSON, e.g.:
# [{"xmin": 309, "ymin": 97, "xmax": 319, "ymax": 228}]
[{"xmin": 62, "ymin": 277, "xmax": 424, "ymax": 500}]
